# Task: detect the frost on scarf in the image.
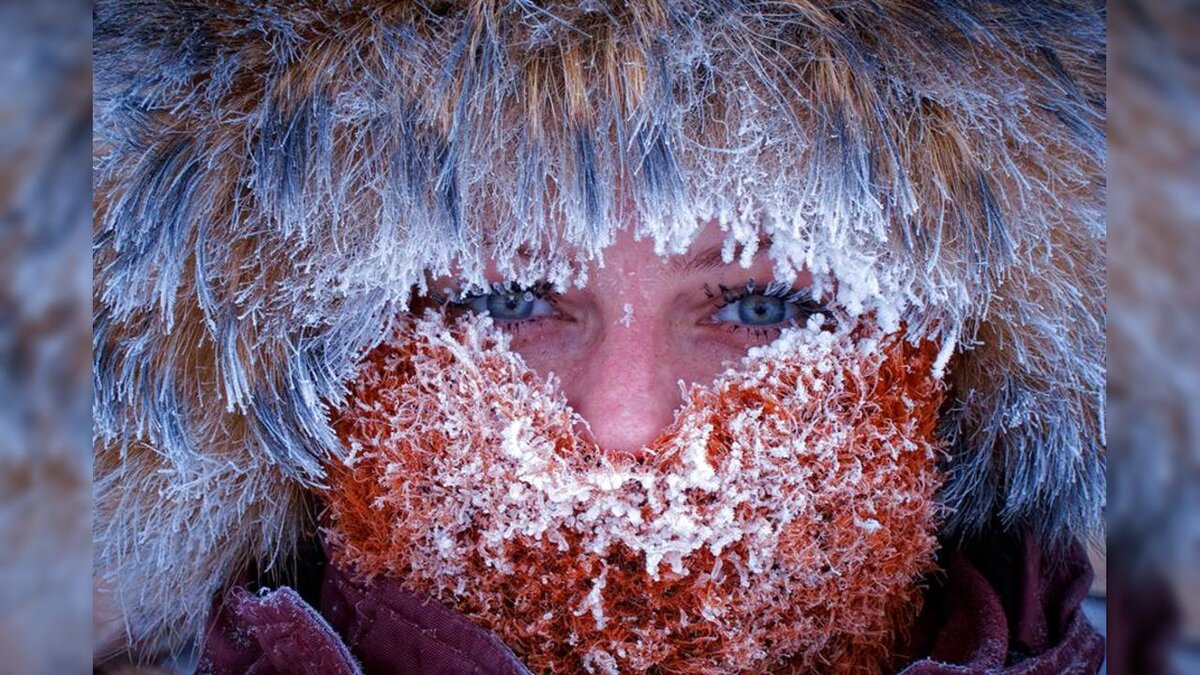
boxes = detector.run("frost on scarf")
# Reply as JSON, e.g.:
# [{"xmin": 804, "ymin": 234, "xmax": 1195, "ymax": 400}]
[{"xmin": 323, "ymin": 313, "xmax": 944, "ymax": 674}]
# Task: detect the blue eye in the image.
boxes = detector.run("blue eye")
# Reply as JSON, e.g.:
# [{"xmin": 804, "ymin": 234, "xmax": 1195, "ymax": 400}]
[
  {"xmin": 714, "ymin": 293, "xmax": 798, "ymax": 325},
  {"xmin": 733, "ymin": 294, "xmax": 794, "ymax": 325},
  {"xmin": 476, "ymin": 292, "xmax": 534, "ymax": 320},
  {"xmin": 461, "ymin": 285, "xmax": 556, "ymax": 322},
  {"xmin": 708, "ymin": 282, "xmax": 829, "ymax": 329}
]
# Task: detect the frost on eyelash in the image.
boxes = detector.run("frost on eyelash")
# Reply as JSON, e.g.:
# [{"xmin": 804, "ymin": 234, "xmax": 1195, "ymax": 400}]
[
  {"xmin": 323, "ymin": 312, "xmax": 946, "ymax": 673},
  {"xmin": 420, "ymin": 209, "xmax": 938, "ymax": 345}
]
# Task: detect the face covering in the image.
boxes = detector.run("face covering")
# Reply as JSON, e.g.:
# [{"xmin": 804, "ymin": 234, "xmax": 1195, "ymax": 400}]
[{"xmin": 322, "ymin": 312, "xmax": 945, "ymax": 674}]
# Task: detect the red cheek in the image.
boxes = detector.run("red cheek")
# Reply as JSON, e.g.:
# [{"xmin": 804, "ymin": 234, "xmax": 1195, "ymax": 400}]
[
  {"xmin": 503, "ymin": 318, "xmax": 587, "ymax": 374},
  {"xmin": 689, "ymin": 324, "xmax": 785, "ymax": 359}
]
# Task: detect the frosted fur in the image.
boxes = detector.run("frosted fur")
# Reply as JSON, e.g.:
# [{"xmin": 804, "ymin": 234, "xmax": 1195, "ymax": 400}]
[{"xmin": 93, "ymin": 0, "xmax": 1106, "ymax": 656}]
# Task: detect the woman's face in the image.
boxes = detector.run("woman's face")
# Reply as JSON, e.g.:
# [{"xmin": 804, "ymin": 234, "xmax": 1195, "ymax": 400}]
[{"xmin": 440, "ymin": 223, "xmax": 826, "ymax": 456}]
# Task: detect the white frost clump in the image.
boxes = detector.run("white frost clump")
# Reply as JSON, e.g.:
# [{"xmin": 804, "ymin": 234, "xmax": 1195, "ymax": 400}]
[{"xmin": 618, "ymin": 303, "xmax": 634, "ymax": 328}]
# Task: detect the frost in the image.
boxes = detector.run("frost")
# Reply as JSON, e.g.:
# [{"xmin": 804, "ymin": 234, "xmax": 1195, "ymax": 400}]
[
  {"xmin": 92, "ymin": 1, "xmax": 1105, "ymax": 666},
  {"xmin": 931, "ymin": 328, "xmax": 958, "ymax": 381},
  {"xmin": 618, "ymin": 303, "xmax": 634, "ymax": 328},
  {"xmin": 581, "ymin": 649, "xmax": 618, "ymax": 675},
  {"xmin": 344, "ymin": 440, "xmax": 362, "ymax": 468},
  {"xmin": 500, "ymin": 419, "xmax": 532, "ymax": 460},
  {"xmin": 855, "ymin": 518, "xmax": 883, "ymax": 533},
  {"xmin": 574, "ymin": 562, "xmax": 609, "ymax": 629}
]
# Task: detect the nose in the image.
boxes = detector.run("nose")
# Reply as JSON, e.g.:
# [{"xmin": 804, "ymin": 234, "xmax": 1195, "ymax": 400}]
[{"xmin": 564, "ymin": 317, "xmax": 681, "ymax": 457}]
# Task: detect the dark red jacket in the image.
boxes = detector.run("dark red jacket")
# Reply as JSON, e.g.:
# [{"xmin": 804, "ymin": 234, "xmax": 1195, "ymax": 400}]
[{"xmin": 197, "ymin": 534, "xmax": 1103, "ymax": 674}]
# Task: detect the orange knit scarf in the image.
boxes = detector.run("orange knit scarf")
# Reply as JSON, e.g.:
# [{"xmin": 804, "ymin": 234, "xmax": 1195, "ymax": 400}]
[{"xmin": 323, "ymin": 313, "xmax": 944, "ymax": 673}]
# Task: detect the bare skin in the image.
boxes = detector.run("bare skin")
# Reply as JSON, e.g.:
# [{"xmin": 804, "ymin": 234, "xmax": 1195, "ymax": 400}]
[{"xmin": 444, "ymin": 224, "xmax": 823, "ymax": 456}]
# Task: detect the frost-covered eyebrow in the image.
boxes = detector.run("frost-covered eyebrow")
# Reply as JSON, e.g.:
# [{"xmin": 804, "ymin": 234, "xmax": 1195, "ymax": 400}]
[
  {"xmin": 669, "ymin": 236, "xmax": 771, "ymax": 277},
  {"xmin": 669, "ymin": 245, "xmax": 727, "ymax": 276}
]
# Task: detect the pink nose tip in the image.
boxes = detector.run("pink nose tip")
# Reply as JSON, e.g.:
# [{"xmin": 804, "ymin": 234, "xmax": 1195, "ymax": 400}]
[
  {"xmin": 573, "ymin": 392, "xmax": 675, "ymax": 457},
  {"xmin": 564, "ymin": 327, "xmax": 680, "ymax": 458}
]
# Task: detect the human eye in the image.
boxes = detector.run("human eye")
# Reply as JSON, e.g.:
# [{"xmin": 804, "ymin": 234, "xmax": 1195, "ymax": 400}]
[
  {"xmin": 452, "ymin": 281, "xmax": 558, "ymax": 323},
  {"xmin": 705, "ymin": 280, "xmax": 831, "ymax": 331}
]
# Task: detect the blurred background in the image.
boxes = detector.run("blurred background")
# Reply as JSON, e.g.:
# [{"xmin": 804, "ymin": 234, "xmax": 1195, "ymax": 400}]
[
  {"xmin": 1107, "ymin": 0, "xmax": 1200, "ymax": 673},
  {"xmin": 0, "ymin": 0, "xmax": 1195, "ymax": 672},
  {"xmin": 0, "ymin": 0, "xmax": 91, "ymax": 667},
  {"xmin": 0, "ymin": 0, "xmax": 91, "ymax": 673}
]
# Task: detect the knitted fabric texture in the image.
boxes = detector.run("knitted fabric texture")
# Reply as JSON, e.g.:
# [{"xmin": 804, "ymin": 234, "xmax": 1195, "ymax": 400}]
[{"xmin": 323, "ymin": 313, "xmax": 944, "ymax": 673}]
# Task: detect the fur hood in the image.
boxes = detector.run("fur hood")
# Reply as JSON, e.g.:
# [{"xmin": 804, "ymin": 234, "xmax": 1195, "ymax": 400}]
[{"xmin": 93, "ymin": 0, "xmax": 1106, "ymax": 655}]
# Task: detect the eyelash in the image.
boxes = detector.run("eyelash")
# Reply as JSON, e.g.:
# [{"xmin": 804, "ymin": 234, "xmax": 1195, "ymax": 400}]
[
  {"xmin": 435, "ymin": 279, "xmax": 830, "ymax": 336},
  {"xmin": 440, "ymin": 281, "xmax": 560, "ymax": 330},
  {"xmin": 434, "ymin": 281, "xmax": 555, "ymax": 304}
]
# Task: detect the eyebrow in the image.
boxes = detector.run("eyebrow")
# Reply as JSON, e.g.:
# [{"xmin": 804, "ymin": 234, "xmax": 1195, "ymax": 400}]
[
  {"xmin": 669, "ymin": 245, "xmax": 728, "ymax": 276},
  {"xmin": 669, "ymin": 236, "xmax": 771, "ymax": 277}
]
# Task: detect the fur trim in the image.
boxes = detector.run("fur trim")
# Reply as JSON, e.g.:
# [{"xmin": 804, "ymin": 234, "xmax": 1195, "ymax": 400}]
[{"xmin": 93, "ymin": 0, "xmax": 1106, "ymax": 655}]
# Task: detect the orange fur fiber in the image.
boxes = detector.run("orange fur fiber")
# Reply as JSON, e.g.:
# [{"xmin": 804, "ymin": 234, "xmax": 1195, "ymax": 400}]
[{"xmin": 323, "ymin": 314, "xmax": 944, "ymax": 673}]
